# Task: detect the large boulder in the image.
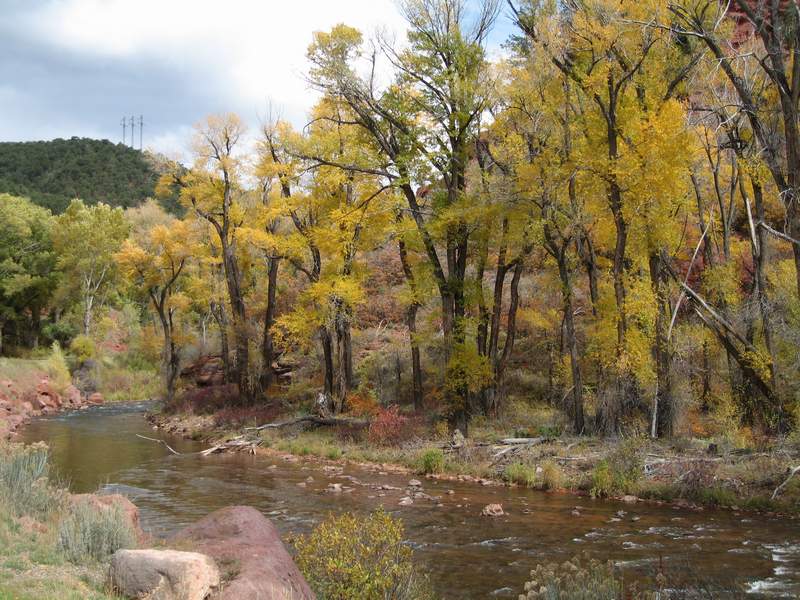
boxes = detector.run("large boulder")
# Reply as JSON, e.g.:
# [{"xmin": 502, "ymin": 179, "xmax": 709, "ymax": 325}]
[
  {"xmin": 170, "ymin": 506, "xmax": 314, "ymax": 600},
  {"xmin": 70, "ymin": 493, "xmax": 145, "ymax": 542},
  {"xmin": 109, "ymin": 548, "xmax": 220, "ymax": 600}
]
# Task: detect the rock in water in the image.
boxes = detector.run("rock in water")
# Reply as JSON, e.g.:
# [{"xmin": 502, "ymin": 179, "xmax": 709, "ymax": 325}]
[
  {"xmin": 482, "ymin": 503, "xmax": 505, "ymax": 517},
  {"xmin": 170, "ymin": 505, "xmax": 314, "ymax": 600},
  {"xmin": 109, "ymin": 549, "xmax": 220, "ymax": 600}
]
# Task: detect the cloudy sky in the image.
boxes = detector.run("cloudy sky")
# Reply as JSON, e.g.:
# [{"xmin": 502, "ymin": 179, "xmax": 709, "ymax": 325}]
[{"xmin": 1, "ymin": 0, "xmax": 513, "ymax": 159}]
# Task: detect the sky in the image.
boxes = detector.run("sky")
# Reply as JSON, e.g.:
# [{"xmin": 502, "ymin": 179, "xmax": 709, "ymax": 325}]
[{"xmin": 0, "ymin": 0, "xmax": 515, "ymax": 160}]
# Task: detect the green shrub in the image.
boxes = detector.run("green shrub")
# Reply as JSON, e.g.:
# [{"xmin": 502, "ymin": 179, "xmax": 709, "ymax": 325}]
[
  {"xmin": 538, "ymin": 460, "xmax": 563, "ymax": 490},
  {"xmin": 68, "ymin": 335, "xmax": 96, "ymax": 363},
  {"xmin": 418, "ymin": 449, "xmax": 445, "ymax": 475},
  {"xmin": 0, "ymin": 443, "xmax": 61, "ymax": 518},
  {"xmin": 503, "ymin": 462, "xmax": 536, "ymax": 487},
  {"xmin": 519, "ymin": 554, "xmax": 656, "ymax": 599},
  {"xmin": 58, "ymin": 502, "xmax": 135, "ymax": 563},
  {"xmin": 591, "ymin": 438, "xmax": 644, "ymax": 498},
  {"xmin": 326, "ymin": 447, "xmax": 343, "ymax": 460},
  {"xmin": 45, "ymin": 342, "xmax": 72, "ymax": 393},
  {"xmin": 591, "ymin": 461, "xmax": 614, "ymax": 498},
  {"xmin": 294, "ymin": 509, "xmax": 434, "ymax": 600}
]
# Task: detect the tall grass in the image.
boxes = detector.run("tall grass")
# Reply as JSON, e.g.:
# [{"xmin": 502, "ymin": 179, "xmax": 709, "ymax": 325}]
[
  {"xmin": 58, "ymin": 502, "xmax": 136, "ymax": 563},
  {"xmin": 0, "ymin": 443, "xmax": 61, "ymax": 518}
]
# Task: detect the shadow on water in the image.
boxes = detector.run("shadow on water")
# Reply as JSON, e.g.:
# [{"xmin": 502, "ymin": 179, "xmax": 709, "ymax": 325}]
[{"xmin": 19, "ymin": 402, "xmax": 800, "ymax": 599}]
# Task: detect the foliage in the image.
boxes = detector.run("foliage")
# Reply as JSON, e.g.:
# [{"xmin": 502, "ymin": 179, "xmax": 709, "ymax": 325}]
[
  {"xmin": 58, "ymin": 502, "xmax": 136, "ymax": 564},
  {"xmin": 418, "ymin": 449, "xmax": 445, "ymax": 475},
  {"xmin": 0, "ymin": 443, "xmax": 61, "ymax": 519},
  {"xmin": 68, "ymin": 335, "xmax": 95, "ymax": 363},
  {"xmin": 503, "ymin": 462, "xmax": 537, "ymax": 487},
  {"xmin": 368, "ymin": 406, "xmax": 412, "ymax": 446},
  {"xmin": 294, "ymin": 509, "xmax": 434, "ymax": 600},
  {"xmin": 538, "ymin": 460, "xmax": 563, "ymax": 491},
  {"xmin": 44, "ymin": 342, "xmax": 71, "ymax": 394},
  {"xmin": 519, "ymin": 554, "xmax": 656, "ymax": 599},
  {"xmin": 591, "ymin": 438, "xmax": 644, "ymax": 498}
]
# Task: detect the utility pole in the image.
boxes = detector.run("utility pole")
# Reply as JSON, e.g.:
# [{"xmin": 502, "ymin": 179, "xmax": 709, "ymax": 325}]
[
  {"xmin": 139, "ymin": 115, "xmax": 144, "ymax": 150},
  {"xmin": 130, "ymin": 116, "xmax": 135, "ymax": 148},
  {"xmin": 121, "ymin": 117, "xmax": 127, "ymax": 145}
]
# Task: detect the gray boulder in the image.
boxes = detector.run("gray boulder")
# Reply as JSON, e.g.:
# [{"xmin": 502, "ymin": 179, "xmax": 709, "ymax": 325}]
[{"xmin": 109, "ymin": 548, "xmax": 220, "ymax": 600}]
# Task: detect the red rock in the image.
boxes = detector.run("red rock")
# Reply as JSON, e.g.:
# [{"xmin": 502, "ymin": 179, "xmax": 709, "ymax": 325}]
[
  {"xmin": 64, "ymin": 385, "xmax": 82, "ymax": 407},
  {"xmin": 88, "ymin": 392, "xmax": 104, "ymax": 405},
  {"xmin": 170, "ymin": 506, "xmax": 314, "ymax": 600}
]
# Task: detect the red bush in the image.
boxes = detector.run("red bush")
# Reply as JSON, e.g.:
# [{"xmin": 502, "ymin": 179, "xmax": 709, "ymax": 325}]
[{"xmin": 368, "ymin": 405, "xmax": 411, "ymax": 446}]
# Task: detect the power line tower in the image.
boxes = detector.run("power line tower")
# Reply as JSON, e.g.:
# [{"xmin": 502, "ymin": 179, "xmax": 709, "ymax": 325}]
[
  {"xmin": 121, "ymin": 117, "xmax": 127, "ymax": 145},
  {"xmin": 130, "ymin": 116, "xmax": 135, "ymax": 148},
  {"xmin": 139, "ymin": 115, "xmax": 144, "ymax": 150}
]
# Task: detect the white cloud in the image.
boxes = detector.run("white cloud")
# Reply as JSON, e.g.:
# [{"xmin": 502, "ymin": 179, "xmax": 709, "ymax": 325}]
[{"xmin": 17, "ymin": 0, "xmax": 407, "ymax": 151}]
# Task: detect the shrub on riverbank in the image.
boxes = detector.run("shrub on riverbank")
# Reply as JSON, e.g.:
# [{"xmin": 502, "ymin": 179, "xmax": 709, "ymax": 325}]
[
  {"xmin": 0, "ymin": 443, "xmax": 129, "ymax": 599},
  {"xmin": 58, "ymin": 501, "xmax": 136, "ymax": 563},
  {"xmin": 294, "ymin": 509, "xmax": 434, "ymax": 600}
]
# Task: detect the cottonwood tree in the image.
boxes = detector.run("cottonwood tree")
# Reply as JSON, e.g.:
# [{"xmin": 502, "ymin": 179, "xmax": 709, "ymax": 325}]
[
  {"xmin": 158, "ymin": 114, "xmax": 256, "ymax": 403},
  {"xmin": 116, "ymin": 220, "xmax": 192, "ymax": 402},
  {"xmin": 306, "ymin": 0, "xmax": 501, "ymax": 433},
  {"xmin": 52, "ymin": 199, "xmax": 129, "ymax": 336}
]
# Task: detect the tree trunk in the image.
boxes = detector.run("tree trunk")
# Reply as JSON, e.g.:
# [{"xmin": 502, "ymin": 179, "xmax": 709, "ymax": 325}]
[
  {"xmin": 320, "ymin": 327, "xmax": 335, "ymax": 402},
  {"xmin": 259, "ymin": 256, "xmax": 280, "ymax": 393},
  {"xmin": 407, "ymin": 304, "xmax": 423, "ymax": 411},
  {"xmin": 649, "ymin": 252, "xmax": 673, "ymax": 437},
  {"xmin": 397, "ymin": 233, "xmax": 424, "ymax": 411},
  {"xmin": 334, "ymin": 308, "xmax": 353, "ymax": 412},
  {"xmin": 210, "ymin": 301, "xmax": 231, "ymax": 384},
  {"xmin": 557, "ymin": 250, "xmax": 584, "ymax": 434},
  {"xmin": 83, "ymin": 293, "xmax": 94, "ymax": 336}
]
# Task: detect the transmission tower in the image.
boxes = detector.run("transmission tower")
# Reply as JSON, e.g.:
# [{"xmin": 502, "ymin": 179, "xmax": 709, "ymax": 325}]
[
  {"xmin": 139, "ymin": 115, "xmax": 144, "ymax": 150},
  {"xmin": 129, "ymin": 116, "xmax": 135, "ymax": 148},
  {"xmin": 121, "ymin": 117, "xmax": 127, "ymax": 145}
]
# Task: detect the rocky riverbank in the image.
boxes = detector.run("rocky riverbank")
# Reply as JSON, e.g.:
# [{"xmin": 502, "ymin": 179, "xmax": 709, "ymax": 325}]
[
  {"xmin": 150, "ymin": 404, "xmax": 800, "ymax": 517},
  {"xmin": 0, "ymin": 374, "xmax": 103, "ymax": 440}
]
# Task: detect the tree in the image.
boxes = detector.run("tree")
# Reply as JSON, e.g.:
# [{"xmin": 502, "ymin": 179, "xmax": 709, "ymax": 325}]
[
  {"xmin": 306, "ymin": 0, "xmax": 501, "ymax": 432},
  {"xmin": 159, "ymin": 114, "xmax": 256, "ymax": 403},
  {"xmin": 52, "ymin": 199, "xmax": 129, "ymax": 336},
  {"xmin": 0, "ymin": 194, "xmax": 57, "ymax": 353},
  {"xmin": 116, "ymin": 220, "xmax": 192, "ymax": 402}
]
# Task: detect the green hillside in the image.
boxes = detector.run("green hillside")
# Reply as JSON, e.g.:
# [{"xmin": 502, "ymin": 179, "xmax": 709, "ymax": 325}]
[{"xmin": 0, "ymin": 137, "xmax": 167, "ymax": 213}]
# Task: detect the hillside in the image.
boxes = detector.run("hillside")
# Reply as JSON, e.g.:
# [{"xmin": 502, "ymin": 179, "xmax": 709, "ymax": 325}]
[{"xmin": 0, "ymin": 137, "xmax": 170, "ymax": 213}]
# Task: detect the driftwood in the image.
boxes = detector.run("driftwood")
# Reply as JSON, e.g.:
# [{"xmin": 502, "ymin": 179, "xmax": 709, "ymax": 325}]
[
  {"xmin": 498, "ymin": 437, "xmax": 545, "ymax": 446},
  {"xmin": 246, "ymin": 416, "xmax": 370, "ymax": 431},
  {"xmin": 201, "ymin": 434, "xmax": 262, "ymax": 456},
  {"xmin": 135, "ymin": 434, "xmax": 182, "ymax": 455},
  {"xmin": 772, "ymin": 465, "xmax": 800, "ymax": 500}
]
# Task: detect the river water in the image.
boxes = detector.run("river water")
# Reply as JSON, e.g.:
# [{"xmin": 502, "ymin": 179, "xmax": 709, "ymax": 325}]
[{"xmin": 18, "ymin": 402, "xmax": 800, "ymax": 598}]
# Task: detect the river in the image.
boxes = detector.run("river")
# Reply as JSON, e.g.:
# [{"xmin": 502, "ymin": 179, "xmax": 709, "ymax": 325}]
[{"xmin": 18, "ymin": 402, "xmax": 800, "ymax": 598}]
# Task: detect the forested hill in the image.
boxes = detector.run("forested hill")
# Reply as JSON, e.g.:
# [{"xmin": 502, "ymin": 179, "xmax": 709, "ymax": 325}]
[{"xmin": 0, "ymin": 137, "xmax": 167, "ymax": 213}]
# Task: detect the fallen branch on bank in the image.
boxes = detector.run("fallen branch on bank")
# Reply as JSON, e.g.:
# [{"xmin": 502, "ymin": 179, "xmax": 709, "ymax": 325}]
[
  {"xmin": 201, "ymin": 434, "xmax": 262, "ymax": 456},
  {"xmin": 772, "ymin": 465, "xmax": 800, "ymax": 500},
  {"xmin": 245, "ymin": 415, "xmax": 371, "ymax": 431},
  {"xmin": 135, "ymin": 434, "xmax": 182, "ymax": 455}
]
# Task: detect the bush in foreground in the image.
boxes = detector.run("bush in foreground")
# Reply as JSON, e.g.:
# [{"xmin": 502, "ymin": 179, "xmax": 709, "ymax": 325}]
[
  {"xmin": 519, "ymin": 554, "xmax": 655, "ymax": 600},
  {"xmin": 294, "ymin": 509, "xmax": 434, "ymax": 600},
  {"xmin": 58, "ymin": 501, "xmax": 136, "ymax": 563},
  {"xmin": 0, "ymin": 443, "xmax": 61, "ymax": 518}
]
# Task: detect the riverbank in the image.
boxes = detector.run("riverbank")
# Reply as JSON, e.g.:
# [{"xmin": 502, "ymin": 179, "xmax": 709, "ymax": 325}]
[
  {"xmin": 0, "ymin": 357, "xmax": 106, "ymax": 441},
  {"xmin": 0, "ymin": 443, "xmax": 139, "ymax": 600},
  {"xmin": 151, "ymin": 404, "xmax": 800, "ymax": 516}
]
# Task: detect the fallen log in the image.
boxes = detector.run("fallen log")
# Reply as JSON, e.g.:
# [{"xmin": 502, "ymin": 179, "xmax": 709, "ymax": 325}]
[
  {"xmin": 135, "ymin": 434, "xmax": 182, "ymax": 455},
  {"xmin": 246, "ymin": 416, "xmax": 370, "ymax": 431},
  {"xmin": 498, "ymin": 437, "xmax": 545, "ymax": 446}
]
